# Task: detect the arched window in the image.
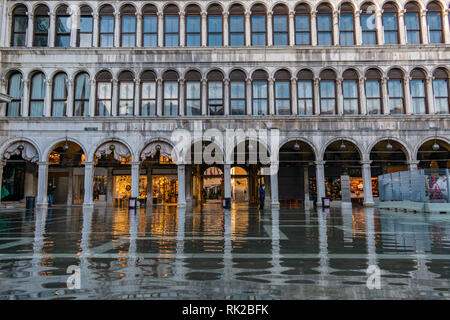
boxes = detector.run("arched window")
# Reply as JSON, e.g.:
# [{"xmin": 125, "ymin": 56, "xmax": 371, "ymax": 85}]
[
  {"xmin": 294, "ymin": 4, "xmax": 311, "ymax": 45},
  {"xmin": 229, "ymin": 4, "xmax": 245, "ymax": 46},
  {"xmin": 118, "ymin": 71, "xmax": 135, "ymax": 116},
  {"xmin": 11, "ymin": 5, "xmax": 28, "ymax": 47},
  {"xmin": 78, "ymin": 5, "xmax": 93, "ymax": 47},
  {"xmin": 163, "ymin": 71, "xmax": 179, "ymax": 116},
  {"xmin": 99, "ymin": 5, "xmax": 114, "ymax": 47},
  {"xmin": 319, "ymin": 69, "xmax": 336, "ymax": 114},
  {"xmin": 141, "ymin": 71, "xmax": 157, "ymax": 116},
  {"xmin": 186, "ymin": 5, "xmax": 201, "ymax": 47},
  {"xmin": 339, "ymin": 3, "xmax": 355, "ymax": 45},
  {"xmin": 410, "ymin": 68, "xmax": 427, "ymax": 114},
  {"xmin": 73, "ymin": 72, "xmax": 90, "ymax": 116},
  {"xmin": 251, "ymin": 4, "xmax": 267, "ymax": 46},
  {"xmin": 142, "ymin": 4, "xmax": 158, "ymax": 47},
  {"xmin": 342, "ymin": 69, "xmax": 359, "ymax": 114},
  {"xmin": 185, "ymin": 70, "xmax": 201, "ymax": 116},
  {"xmin": 382, "ymin": 2, "xmax": 399, "ymax": 44},
  {"xmin": 427, "ymin": 2, "xmax": 443, "ymax": 44},
  {"xmin": 273, "ymin": 4, "xmax": 288, "ymax": 45},
  {"xmin": 207, "ymin": 71, "xmax": 224, "ymax": 115},
  {"xmin": 55, "ymin": 5, "xmax": 71, "ymax": 47},
  {"xmin": 433, "ymin": 68, "xmax": 449, "ymax": 114},
  {"xmin": 365, "ymin": 69, "xmax": 382, "ymax": 114},
  {"xmin": 96, "ymin": 71, "xmax": 112, "ymax": 116},
  {"xmin": 360, "ymin": 2, "xmax": 377, "ymax": 45},
  {"xmin": 33, "ymin": 5, "xmax": 49, "ymax": 47},
  {"xmin": 405, "ymin": 2, "xmax": 421, "ymax": 44},
  {"xmin": 52, "ymin": 72, "xmax": 68, "ymax": 116},
  {"xmin": 229, "ymin": 70, "xmax": 246, "ymax": 115},
  {"xmin": 252, "ymin": 70, "xmax": 268, "ymax": 115},
  {"xmin": 7, "ymin": 72, "xmax": 23, "ymax": 116},
  {"xmin": 207, "ymin": 4, "xmax": 223, "ymax": 46},
  {"xmin": 297, "ymin": 69, "xmax": 314, "ymax": 115},
  {"xmin": 274, "ymin": 70, "xmax": 291, "ymax": 115},
  {"xmin": 120, "ymin": 5, "xmax": 136, "ymax": 47},
  {"xmin": 317, "ymin": 4, "xmax": 333, "ymax": 45},
  {"xmin": 30, "ymin": 72, "xmax": 46, "ymax": 116},
  {"xmin": 387, "ymin": 68, "xmax": 404, "ymax": 114},
  {"xmin": 164, "ymin": 5, "xmax": 179, "ymax": 47}
]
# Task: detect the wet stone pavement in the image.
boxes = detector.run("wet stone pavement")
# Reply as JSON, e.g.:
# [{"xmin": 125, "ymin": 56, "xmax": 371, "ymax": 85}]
[{"xmin": 0, "ymin": 203, "xmax": 449, "ymax": 300}]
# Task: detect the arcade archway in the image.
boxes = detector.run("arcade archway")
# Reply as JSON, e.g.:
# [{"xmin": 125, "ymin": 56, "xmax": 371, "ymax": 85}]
[{"xmin": 417, "ymin": 139, "xmax": 450, "ymax": 169}]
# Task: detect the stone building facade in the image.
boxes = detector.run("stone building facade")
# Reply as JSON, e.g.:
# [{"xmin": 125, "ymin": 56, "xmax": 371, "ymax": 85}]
[{"xmin": 0, "ymin": 0, "xmax": 449, "ymax": 209}]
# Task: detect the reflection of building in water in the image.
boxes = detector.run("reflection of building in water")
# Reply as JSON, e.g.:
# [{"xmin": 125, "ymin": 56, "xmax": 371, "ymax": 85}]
[{"xmin": 231, "ymin": 167, "xmax": 248, "ymax": 202}]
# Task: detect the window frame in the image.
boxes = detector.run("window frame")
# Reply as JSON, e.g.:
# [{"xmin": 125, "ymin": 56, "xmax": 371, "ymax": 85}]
[
  {"xmin": 51, "ymin": 73, "xmax": 68, "ymax": 117},
  {"xmin": 73, "ymin": 72, "xmax": 90, "ymax": 116},
  {"xmin": 6, "ymin": 72, "xmax": 23, "ymax": 117},
  {"xmin": 11, "ymin": 6, "xmax": 28, "ymax": 47},
  {"xmin": 55, "ymin": 7, "xmax": 71, "ymax": 47}
]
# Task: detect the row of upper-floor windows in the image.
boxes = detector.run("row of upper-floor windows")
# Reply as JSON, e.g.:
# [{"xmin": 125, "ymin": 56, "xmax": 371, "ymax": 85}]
[
  {"xmin": 9, "ymin": 2, "xmax": 450, "ymax": 48},
  {"xmin": 4, "ymin": 67, "xmax": 449, "ymax": 117}
]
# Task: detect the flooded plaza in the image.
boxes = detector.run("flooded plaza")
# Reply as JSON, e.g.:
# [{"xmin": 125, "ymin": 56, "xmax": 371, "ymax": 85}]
[{"xmin": 0, "ymin": 203, "xmax": 449, "ymax": 300}]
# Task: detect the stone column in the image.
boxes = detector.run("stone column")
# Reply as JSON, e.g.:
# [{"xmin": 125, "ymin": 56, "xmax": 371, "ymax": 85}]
[
  {"xmin": 355, "ymin": 10, "xmax": 362, "ymax": 45},
  {"xmin": 201, "ymin": 12, "xmax": 207, "ymax": 47},
  {"xmin": 315, "ymin": 160, "xmax": 326, "ymax": 206},
  {"xmin": 289, "ymin": 11, "xmax": 295, "ymax": 46},
  {"xmin": 267, "ymin": 11, "xmax": 273, "ymax": 46},
  {"xmin": 36, "ymin": 162, "xmax": 48, "ymax": 208},
  {"xmin": 92, "ymin": 13, "xmax": 99, "ymax": 47},
  {"xmin": 0, "ymin": 162, "xmax": 5, "ymax": 205},
  {"xmin": 201, "ymin": 79, "xmax": 207, "ymax": 115},
  {"xmin": 314, "ymin": 78, "xmax": 320, "ymax": 115},
  {"xmin": 131, "ymin": 161, "xmax": 140, "ymax": 199},
  {"xmin": 408, "ymin": 160, "xmax": 420, "ymax": 172},
  {"xmin": 420, "ymin": 9, "xmax": 429, "ymax": 44},
  {"xmin": 89, "ymin": 79, "xmax": 96, "ymax": 116},
  {"xmin": 223, "ymin": 12, "xmax": 229, "ymax": 47},
  {"xmin": 146, "ymin": 169, "xmax": 152, "ymax": 205},
  {"xmin": 107, "ymin": 168, "xmax": 113, "ymax": 205},
  {"xmin": 27, "ymin": 13, "xmax": 34, "ymax": 47},
  {"xmin": 246, "ymin": 78, "xmax": 252, "ymax": 115},
  {"xmin": 111, "ymin": 79, "xmax": 118, "ymax": 116},
  {"xmin": 332, "ymin": 10, "xmax": 339, "ymax": 45},
  {"xmin": 268, "ymin": 78, "xmax": 275, "ymax": 115},
  {"xmin": 5, "ymin": 12, "xmax": 13, "ymax": 47},
  {"xmin": 66, "ymin": 79, "xmax": 74, "ymax": 117},
  {"xmin": 426, "ymin": 76, "xmax": 435, "ymax": 114},
  {"xmin": 179, "ymin": 79, "xmax": 185, "ymax": 116},
  {"xmin": 136, "ymin": 12, "xmax": 142, "ymax": 47},
  {"xmin": 311, "ymin": 11, "xmax": 317, "ymax": 46},
  {"xmin": 70, "ymin": 10, "xmax": 78, "ymax": 47},
  {"xmin": 157, "ymin": 12, "xmax": 164, "ymax": 47},
  {"xmin": 114, "ymin": 11, "xmax": 120, "ymax": 47},
  {"xmin": 179, "ymin": 12, "xmax": 185, "ymax": 47},
  {"xmin": 291, "ymin": 77, "xmax": 298, "ymax": 115},
  {"xmin": 398, "ymin": 10, "xmax": 406, "ymax": 45},
  {"xmin": 157, "ymin": 78, "xmax": 163, "ymax": 116},
  {"xmin": 336, "ymin": 77, "xmax": 343, "ymax": 115},
  {"xmin": 83, "ymin": 162, "xmax": 94, "ymax": 207},
  {"xmin": 224, "ymin": 164, "xmax": 231, "ymax": 207},
  {"xmin": 67, "ymin": 167, "xmax": 73, "ymax": 205},
  {"xmin": 270, "ymin": 167, "xmax": 280, "ymax": 208},
  {"xmin": 245, "ymin": 11, "xmax": 251, "ymax": 46},
  {"xmin": 44, "ymin": 79, "xmax": 52, "ymax": 117},
  {"xmin": 381, "ymin": 77, "xmax": 390, "ymax": 115},
  {"xmin": 361, "ymin": 160, "xmax": 375, "ymax": 206},
  {"xmin": 224, "ymin": 78, "xmax": 230, "ymax": 115},
  {"xmin": 404, "ymin": 76, "xmax": 412, "ymax": 114},
  {"xmin": 22, "ymin": 80, "xmax": 30, "ymax": 117},
  {"xmin": 443, "ymin": 10, "xmax": 450, "ymax": 44},
  {"xmin": 177, "ymin": 164, "xmax": 186, "ymax": 207},
  {"xmin": 49, "ymin": 12, "xmax": 56, "ymax": 47},
  {"xmin": 304, "ymin": 166, "xmax": 311, "ymax": 210},
  {"xmin": 359, "ymin": 77, "xmax": 367, "ymax": 115},
  {"xmin": 376, "ymin": 10, "xmax": 384, "ymax": 45},
  {"xmin": 134, "ymin": 79, "xmax": 141, "ymax": 116}
]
